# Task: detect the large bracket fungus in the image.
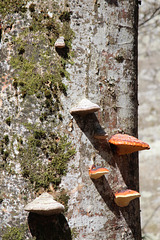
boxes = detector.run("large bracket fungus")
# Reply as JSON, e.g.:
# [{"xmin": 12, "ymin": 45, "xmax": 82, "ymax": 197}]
[
  {"xmin": 108, "ymin": 133, "xmax": 150, "ymax": 155},
  {"xmin": 24, "ymin": 192, "xmax": 65, "ymax": 216}
]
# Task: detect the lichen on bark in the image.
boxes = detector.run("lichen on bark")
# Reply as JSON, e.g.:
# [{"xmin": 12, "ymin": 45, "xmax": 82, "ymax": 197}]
[{"xmin": 18, "ymin": 126, "xmax": 76, "ymax": 192}]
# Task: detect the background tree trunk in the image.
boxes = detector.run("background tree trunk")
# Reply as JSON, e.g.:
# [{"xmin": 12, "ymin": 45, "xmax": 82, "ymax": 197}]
[
  {"xmin": 138, "ymin": 1, "xmax": 160, "ymax": 239},
  {"xmin": 0, "ymin": 0, "xmax": 141, "ymax": 239}
]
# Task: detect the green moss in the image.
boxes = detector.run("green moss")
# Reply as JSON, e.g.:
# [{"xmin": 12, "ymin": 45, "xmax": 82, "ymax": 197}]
[
  {"xmin": 45, "ymin": 90, "xmax": 52, "ymax": 99},
  {"xmin": 4, "ymin": 135, "xmax": 9, "ymax": 145},
  {"xmin": 2, "ymin": 224, "xmax": 35, "ymax": 240},
  {"xmin": 17, "ymin": 136, "xmax": 23, "ymax": 144},
  {"xmin": 0, "ymin": 0, "xmax": 28, "ymax": 17},
  {"xmin": 59, "ymin": 11, "xmax": 71, "ymax": 22},
  {"xmin": 9, "ymin": 0, "xmax": 74, "ymax": 110},
  {"xmin": 29, "ymin": 10, "xmax": 60, "ymax": 35},
  {"xmin": 71, "ymin": 228, "xmax": 78, "ymax": 239},
  {"xmin": 2, "ymin": 226, "xmax": 24, "ymax": 240},
  {"xmin": 4, "ymin": 162, "xmax": 16, "ymax": 175},
  {"xmin": 2, "ymin": 0, "xmax": 75, "ymax": 192},
  {"xmin": 29, "ymin": 3, "xmax": 36, "ymax": 12},
  {"xmin": 33, "ymin": 129, "xmax": 46, "ymax": 139},
  {"xmin": 0, "ymin": 193, "xmax": 3, "ymax": 203},
  {"xmin": 3, "ymin": 151, "xmax": 9, "ymax": 160},
  {"xmin": 39, "ymin": 112, "xmax": 48, "ymax": 122},
  {"xmin": 5, "ymin": 117, "xmax": 12, "ymax": 126},
  {"xmin": 10, "ymin": 27, "xmax": 73, "ymax": 118},
  {"xmin": 23, "ymin": 196, "xmax": 28, "ymax": 201},
  {"xmin": 0, "ymin": 135, "xmax": 10, "ymax": 162},
  {"xmin": 56, "ymin": 189, "xmax": 70, "ymax": 212},
  {"xmin": 10, "ymin": 57, "xmax": 42, "ymax": 96},
  {"xmin": 58, "ymin": 113, "xmax": 63, "ymax": 121},
  {"xmin": 61, "ymin": 21, "xmax": 75, "ymax": 53},
  {"xmin": 13, "ymin": 80, "xmax": 18, "ymax": 89},
  {"xmin": 18, "ymin": 127, "xmax": 75, "ymax": 192},
  {"xmin": 0, "ymin": 147, "xmax": 4, "ymax": 155},
  {"xmin": 18, "ymin": 47, "xmax": 25, "ymax": 55}
]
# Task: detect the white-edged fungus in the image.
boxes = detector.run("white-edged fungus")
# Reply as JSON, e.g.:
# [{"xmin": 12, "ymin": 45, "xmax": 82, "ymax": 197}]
[
  {"xmin": 54, "ymin": 36, "xmax": 65, "ymax": 48},
  {"xmin": 89, "ymin": 164, "xmax": 109, "ymax": 179},
  {"xmin": 24, "ymin": 192, "xmax": 65, "ymax": 215},
  {"xmin": 114, "ymin": 189, "xmax": 141, "ymax": 207},
  {"xmin": 70, "ymin": 98, "xmax": 100, "ymax": 115}
]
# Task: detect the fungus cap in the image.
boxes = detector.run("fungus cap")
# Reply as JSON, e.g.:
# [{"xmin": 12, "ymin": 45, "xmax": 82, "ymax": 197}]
[
  {"xmin": 24, "ymin": 192, "xmax": 65, "ymax": 215},
  {"xmin": 54, "ymin": 36, "xmax": 65, "ymax": 48},
  {"xmin": 114, "ymin": 189, "xmax": 140, "ymax": 207},
  {"xmin": 108, "ymin": 133, "xmax": 150, "ymax": 155},
  {"xmin": 89, "ymin": 164, "xmax": 109, "ymax": 179},
  {"xmin": 70, "ymin": 98, "xmax": 100, "ymax": 115}
]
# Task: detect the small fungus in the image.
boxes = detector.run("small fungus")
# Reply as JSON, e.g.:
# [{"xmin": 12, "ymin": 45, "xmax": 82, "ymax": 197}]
[
  {"xmin": 24, "ymin": 192, "xmax": 65, "ymax": 215},
  {"xmin": 114, "ymin": 189, "xmax": 140, "ymax": 207},
  {"xmin": 54, "ymin": 36, "xmax": 65, "ymax": 48},
  {"xmin": 89, "ymin": 164, "xmax": 109, "ymax": 179},
  {"xmin": 70, "ymin": 98, "xmax": 100, "ymax": 115},
  {"xmin": 108, "ymin": 133, "xmax": 150, "ymax": 155}
]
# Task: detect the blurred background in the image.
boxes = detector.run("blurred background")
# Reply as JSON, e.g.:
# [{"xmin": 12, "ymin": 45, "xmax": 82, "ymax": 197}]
[{"xmin": 138, "ymin": 0, "xmax": 160, "ymax": 239}]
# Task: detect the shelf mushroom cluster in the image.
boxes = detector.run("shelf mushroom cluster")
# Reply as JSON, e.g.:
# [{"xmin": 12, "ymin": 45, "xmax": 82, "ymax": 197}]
[
  {"xmin": 70, "ymin": 98, "xmax": 150, "ymax": 207},
  {"xmin": 24, "ymin": 97, "xmax": 150, "ymax": 219}
]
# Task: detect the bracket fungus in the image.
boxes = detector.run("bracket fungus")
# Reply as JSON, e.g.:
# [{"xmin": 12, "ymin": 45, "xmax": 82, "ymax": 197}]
[
  {"xmin": 24, "ymin": 192, "xmax": 65, "ymax": 215},
  {"xmin": 54, "ymin": 36, "xmax": 65, "ymax": 48},
  {"xmin": 70, "ymin": 98, "xmax": 100, "ymax": 115},
  {"xmin": 114, "ymin": 189, "xmax": 141, "ymax": 207},
  {"xmin": 89, "ymin": 164, "xmax": 109, "ymax": 179},
  {"xmin": 108, "ymin": 133, "xmax": 150, "ymax": 155}
]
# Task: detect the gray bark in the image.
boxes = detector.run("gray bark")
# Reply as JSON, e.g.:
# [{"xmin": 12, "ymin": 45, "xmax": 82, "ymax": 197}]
[{"xmin": 61, "ymin": 0, "xmax": 140, "ymax": 239}]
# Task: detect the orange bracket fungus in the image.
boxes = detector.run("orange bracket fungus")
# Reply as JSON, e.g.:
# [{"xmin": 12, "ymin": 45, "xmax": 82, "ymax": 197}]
[
  {"xmin": 89, "ymin": 164, "xmax": 109, "ymax": 179},
  {"xmin": 24, "ymin": 192, "xmax": 65, "ymax": 215},
  {"xmin": 114, "ymin": 189, "xmax": 141, "ymax": 207},
  {"xmin": 54, "ymin": 36, "xmax": 65, "ymax": 48},
  {"xmin": 108, "ymin": 133, "xmax": 150, "ymax": 155},
  {"xmin": 70, "ymin": 98, "xmax": 100, "ymax": 115}
]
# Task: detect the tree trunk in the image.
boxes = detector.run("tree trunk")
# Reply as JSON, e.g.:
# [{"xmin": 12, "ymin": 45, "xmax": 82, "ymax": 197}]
[
  {"xmin": 60, "ymin": 0, "xmax": 141, "ymax": 239},
  {"xmin": 0, "ymin": 0, "xmax": 140, "ymax": 239}
]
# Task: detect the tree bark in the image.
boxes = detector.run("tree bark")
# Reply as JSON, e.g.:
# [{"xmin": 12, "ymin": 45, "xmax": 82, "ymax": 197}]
[{"xmin": 60, "ymin": 0, "xmax": 141, "ymax": 239}]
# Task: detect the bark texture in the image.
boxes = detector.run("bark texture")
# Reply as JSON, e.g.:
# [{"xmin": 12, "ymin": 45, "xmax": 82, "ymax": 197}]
[
  {"xmin": 61, "ymin": 0, "xmax": 140, "ymax": 239},
  {"xmin": 0, "ymin": 0, "xmax": 140, "ymax": 239}
]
